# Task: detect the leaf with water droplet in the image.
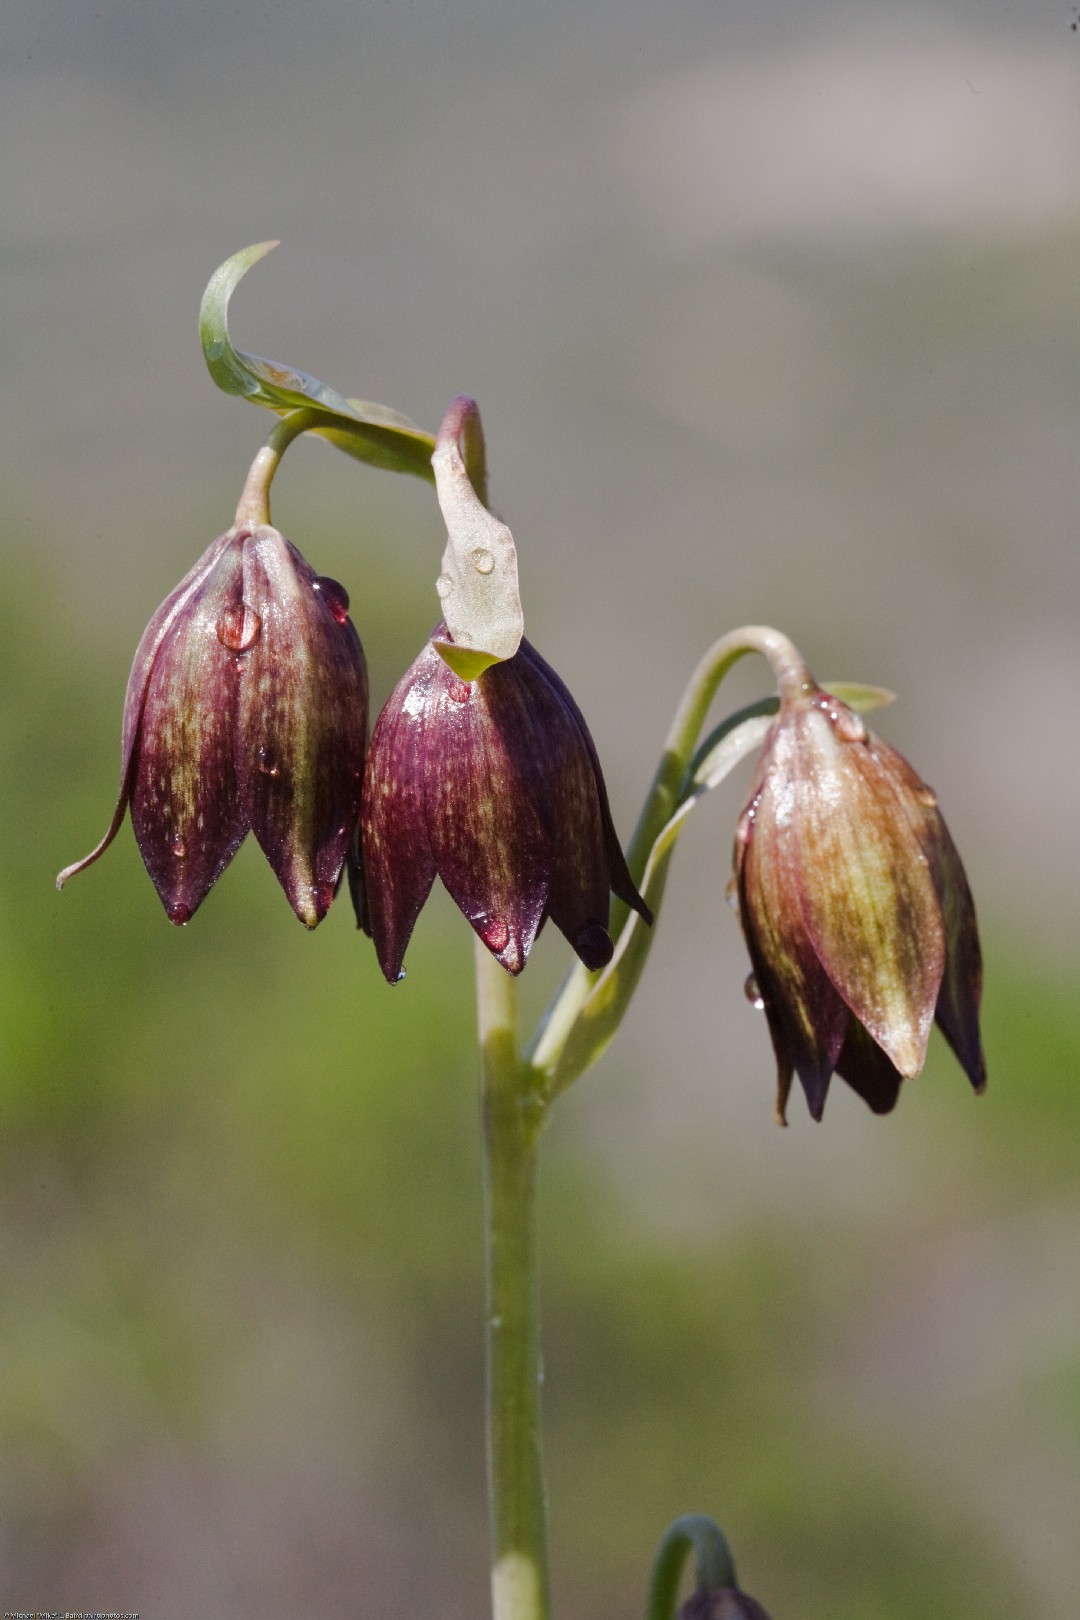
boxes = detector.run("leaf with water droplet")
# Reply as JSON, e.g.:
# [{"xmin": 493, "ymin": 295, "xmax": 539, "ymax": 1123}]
[
  {"xmin": 430, "ymin": 396, "xmax": 523, "ymax": 678},
  {"xmin": 199, "ymin": 243, "xmax": 437, "ymax": 480}
]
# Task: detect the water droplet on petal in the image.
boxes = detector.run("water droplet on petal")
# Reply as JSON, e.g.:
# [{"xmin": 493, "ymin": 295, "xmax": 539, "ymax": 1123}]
[
  {"xmin": 725, "ymin": 874, "xmax": 739, "ymax": 909},
  {"xmin": 394, "ymin": 968, "xmax": 407, "ymax": 984},
  {"xmin": 171, "ymin": 833, "xmax": 187, "ymax": 859},
  {"xmin": 436, "ymin": 573, "xmax": 454, "ymax": 598},
  {"xmin": 216, "ymin": 602, "xmax": 262, "ymax": 652},
  {"xmin": 744, "ymin": 973, "xmax": 765, "ymax": 1010},
  {"xmin": 471, "ymin": 546, "xmax": 495, "ymax": 575},
  {"xmin": 482, "ymin": 917, "xmax": 510, "ymax": 953},
  {"xmin": 313, "ymin": 575, "xmax": 350, "ymax": 624},
  {"xmin": 448, "ymin": 681, "xmax": 472, "ymax": 704},
  {"xmin": 167, "ymin": 901, "xmax": 192, "ymax": 925},
  {"xmin": 573, "ymin": 921, "xmax": 614, "ymax": 971},
  {"xmin": 257, "ymin": 747, "xmax": 281, "ymax": 779}
]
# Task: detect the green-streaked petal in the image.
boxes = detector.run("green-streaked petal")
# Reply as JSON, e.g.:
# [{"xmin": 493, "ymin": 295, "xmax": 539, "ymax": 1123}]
[
  {"xmin": 236, "ymin": 527, "xmax": 368, "ymax": 927},
  {"xmin": 789, "ymin": 702, "xmax": 945, "ymax": 1077}
]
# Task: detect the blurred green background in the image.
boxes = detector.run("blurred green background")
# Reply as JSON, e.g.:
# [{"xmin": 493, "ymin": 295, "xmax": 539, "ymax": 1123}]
[{"xmin": 3, "ymin": 1, "xmax": 1080, "ymax": 1616}]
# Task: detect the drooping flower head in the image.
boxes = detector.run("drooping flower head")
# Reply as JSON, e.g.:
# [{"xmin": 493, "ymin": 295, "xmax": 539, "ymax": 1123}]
[
  {"xmin": 58, "ymin": 523, "xmax": 367, "ymax": 927},
  {"xmin": 361, "ymin": 629, "xmax": 651, "ymax": 980},
  {"xmin": 734, "ymin": 669, "xmax": 985, "ymax": 1122}
]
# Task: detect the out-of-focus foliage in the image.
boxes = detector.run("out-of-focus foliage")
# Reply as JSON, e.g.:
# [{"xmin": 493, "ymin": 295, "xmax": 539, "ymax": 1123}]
[{"xmin": 2, "ymin": 543, "xmax": 1075, "ymax": 1619}]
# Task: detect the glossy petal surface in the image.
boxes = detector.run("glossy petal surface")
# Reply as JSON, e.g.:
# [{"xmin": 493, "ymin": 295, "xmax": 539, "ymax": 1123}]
[
  {"xmin": 426, "ymin": 651, "xmax": 552, "ymax": 975},
  {"xmin": 237, "ymin": 528, "xmax": 368, "ymax": 926},
  {"xmin": 129, "ymin": 537, "xmax": 248, "ymax": 921},
  {"xmin": 789, "ymin": 702, "xmax": 944, "ymax": 1078},
  {"xmin": 362, "ymin": 647, "xmax": 441, "ymax": 981}
]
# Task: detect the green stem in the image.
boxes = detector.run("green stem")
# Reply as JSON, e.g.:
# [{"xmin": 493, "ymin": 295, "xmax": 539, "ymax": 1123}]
[
  {"xmin": 233, "ymin": 408, "xmax": 321, "ymax": 528},
  {"xmin": 476, "ymin": 938, "xmax": 551, "ymax": 1620},
  {"xmin": 646, "ymin": 1516, "xmax": 738, "ymax": 1620}
]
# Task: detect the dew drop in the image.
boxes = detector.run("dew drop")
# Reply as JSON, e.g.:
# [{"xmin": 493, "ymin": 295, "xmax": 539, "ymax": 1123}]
[
  {"xmin": 482, "ymin": 917, "xmax": 511, "ymax": 953},
  {"xmin": 743, "ymin": 973, "xmax": 765, "ymax": 1011},
  {"xmin": 448, "ymin": 680, "xmax": 472, "ymax": 704},
  {"xmin": 171, "ymin": 833, "xmax": 187, "ymax": 860},
  {"xmin": 436, "ymin": 573, "xmax": 454, "ymax": 598},
  {"xmin": 394, "ymin": 968, "xmax": 407, "ymax": 984},
  {"xmin": 725, "ymin": 874, "xmax": 739, "ymax": 910},
  {"xmin": 471, "ymin": 546, "xmax": 495, "ymax": 575},
  {"xmin": 313, "ymin": 574, "xmax": 350, "ymax": 624},
  {"xmin": 257, "ymin": 746, "xmax": 281, "ymax": 779},
  {"xmin": 167, "ymin": 901, "xmax": 192, "ymax": 925},
  {"xmin": 216, "ymin": 602, "xmax": 263, "ymax": 652}
]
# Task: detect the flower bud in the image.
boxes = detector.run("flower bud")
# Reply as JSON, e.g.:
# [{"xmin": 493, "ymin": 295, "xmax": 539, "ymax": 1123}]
[
  {"xmin": 677, "ymin": 1587, "xmax": 775, "ymax": 1620},
  {"xmin": 734, "ymin": 677, "xmax": 985, "ymax": 1122},
  {"xmin": 58, "ymin": 524, "xmax": 367, "ymax": 927},
  {"xmin": 361, "ymin": 629, "xmax": 651, "ymax": 979}
]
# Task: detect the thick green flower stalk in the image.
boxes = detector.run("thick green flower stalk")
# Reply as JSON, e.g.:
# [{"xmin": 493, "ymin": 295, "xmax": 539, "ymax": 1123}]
[{"xmin": 57, "ymin": 245, "xmax": 987, "ymax": 1620}]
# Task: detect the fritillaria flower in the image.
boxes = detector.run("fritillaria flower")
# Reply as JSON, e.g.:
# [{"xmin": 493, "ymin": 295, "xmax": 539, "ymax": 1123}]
[
  {"xmin": 58, "ymin": 524, "xmax": 367, "ymax": 927},
  {"xmin": 734, "ymin": 675, "xmax": 985, "ymax": 1122},
  {"xmin": 361, "ymin": 629, "xmax": 651, "ymax": 980}
]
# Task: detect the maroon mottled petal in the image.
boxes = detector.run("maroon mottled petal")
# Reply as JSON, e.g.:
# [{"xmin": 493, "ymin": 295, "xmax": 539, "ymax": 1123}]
[
  {"xmin": 129, "ymin": 537, "xmax": 248, "ymax": 922},
  {"xmin": 487, "ymin": 644, "xmax": 617, "ymax": 969},
  {"xmin": 56, "ymin": 531, "xmax": 236, "ymax": 891},
  {"xmin": 361, "ymin": 647, "xmax": 440, "ymax": 980},
  {"xmin": 872, "ymin": 738, "xmax": 986, "ymax": 1094},
  {"xmin": 834, "ymin": 1018, "xmax": 905, "ymax": 1115},
  {"xmin": 520, "ymin": 640, "xmax": 652, "ymax": 926},
  {"xmin": 737, "ymin": 720, "xmax": 849, "ymax": 1119},
  {"xmin": 788, "ymin": 703, "xmax": 944, "ymax": 1079},
  {"xmin": 236, "ymin": 529, "xmax": 368, "ymax": 928},
  {"xmin": 426, "ymin": 646, "xmax": 553, "ymax": 975}
]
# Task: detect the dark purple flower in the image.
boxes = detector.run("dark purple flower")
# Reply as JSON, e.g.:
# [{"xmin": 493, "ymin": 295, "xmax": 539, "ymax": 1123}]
[
  {"xmin": 734, "ymin": 679, "xmax": 985, "ymax": 1122},
  {"xmin": 360, "ymin": 629, "xmax": 650, "ymax": 979},
  {"xmin": 58, "ymin": 523, "xmax": 367, "ymax": 927}
]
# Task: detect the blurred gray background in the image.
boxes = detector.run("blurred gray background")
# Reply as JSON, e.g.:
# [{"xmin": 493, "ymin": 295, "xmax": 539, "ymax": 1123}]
[{"xmin": 3, "ymin": 1, "xmax": 1080, "ymax": 1616}]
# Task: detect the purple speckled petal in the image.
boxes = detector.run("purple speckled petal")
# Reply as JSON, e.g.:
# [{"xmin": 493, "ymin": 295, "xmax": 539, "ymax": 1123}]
[
  {"xmin": 736, "ymin": 722, "xmax": 849, "ymax": 1120},
  {"xmin": 128, "ymin": 535, "xmax": 248, "ymax": 922},
  {"xmin": 57, "ymin": 531, "xmax": 236, "ymax": 891},
  {"xmin": 788, "ymin": 702, "xmax": 945, "ymax": 1079},
  {"xmin": 236, "ymin": 528, "xmax": 368, "ymax": 928},
  {"xmin": 519, "ymin": 640, "xmax": 651, "ymax": 927},
  {"xmin": 361, "ymin": 646, "xmax": 441, "ymax": 980},
  {"xmin": 425, "ymin": 647, "xmax": 552, "ymax": 975},
  {"xmin": 870, "ymin": 736, "xmax": 986, "ymax": 1095}
]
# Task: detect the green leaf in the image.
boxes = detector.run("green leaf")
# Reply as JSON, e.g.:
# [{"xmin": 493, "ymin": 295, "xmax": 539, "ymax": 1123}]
[
  {"xmin": 199, "ymin": 243, "xmax": 436, "ymax": 481},
  {"xmin": 822, "ymin": 680, "xmax": 895, "ymax": 713}
]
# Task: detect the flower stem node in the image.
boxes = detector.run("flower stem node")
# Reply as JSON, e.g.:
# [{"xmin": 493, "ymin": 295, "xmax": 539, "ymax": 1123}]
[
  {"xmin": 360, "ymin": 629, "xmax": 651, "ymax": 980},
  {"xmin": 734, "ymin": 673, "xmax": 985, "ymax": 1122},
  {"xmin": 57, "ymin": 524, "xmax": 368, "ymax": 927}
]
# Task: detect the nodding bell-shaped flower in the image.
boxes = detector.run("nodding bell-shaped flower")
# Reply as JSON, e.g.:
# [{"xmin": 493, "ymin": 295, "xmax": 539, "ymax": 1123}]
[
  {"xmin": 57, "ymin": 524, "xmax": 368, "ymax": 927},
  {"xmin": 734, "ymin": 670, "xmax": 985, "ymax": 1123},
  {"xmin": 360, "ymin": 629, "xmax": 651, "ymax": 980}
]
